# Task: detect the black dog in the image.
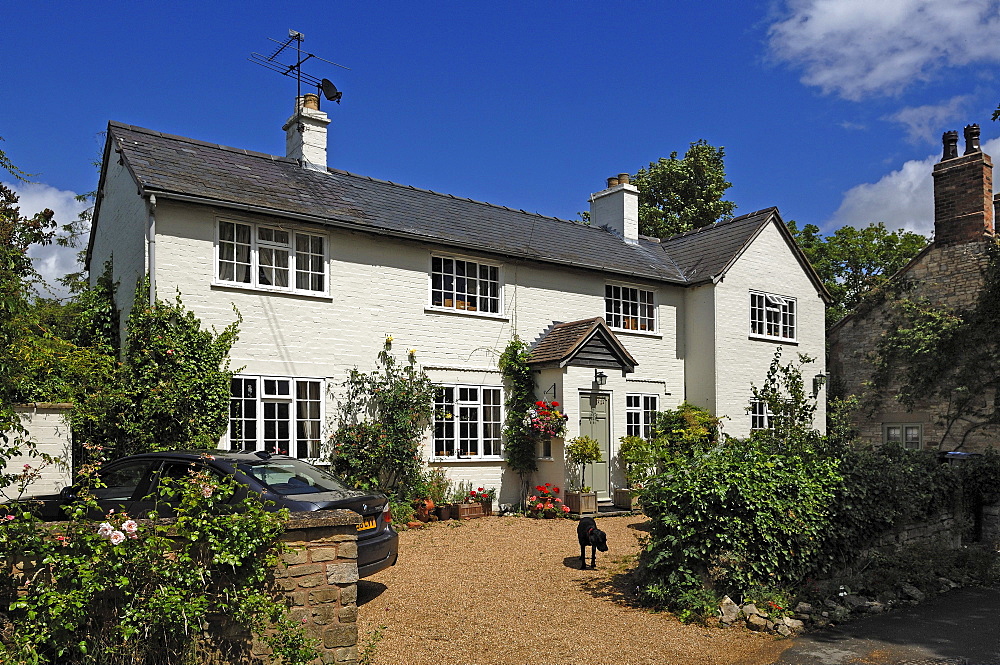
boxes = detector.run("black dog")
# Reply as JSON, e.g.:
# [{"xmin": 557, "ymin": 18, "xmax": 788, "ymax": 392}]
[{"xmin": 577, "ymin": 516, "xmax": 608, "ymax": 569}]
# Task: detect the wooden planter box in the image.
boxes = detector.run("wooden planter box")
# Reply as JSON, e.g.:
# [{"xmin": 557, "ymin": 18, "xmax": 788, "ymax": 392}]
[
  {"xmin": 565, "ymin": 491, "xmax": 598, "ymax": 515},
  {"xmin": 613, "ymin": 488, "xmax": 640, "ymax": 510},
  {"xmin": 480, "ymin": 500, "xmax": 493, "ymax": 517},
  {"xmin": 453, "ymin": 502, "xmax": 484, "ymax": 520}
]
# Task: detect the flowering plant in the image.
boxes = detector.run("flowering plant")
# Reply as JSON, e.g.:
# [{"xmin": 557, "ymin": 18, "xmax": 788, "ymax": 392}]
[
  {"xmin": 464, "ymin": 486, "xmax": 497, "ymax": 504},
  {"xmin": 524, "ymin": 400, "xmax": 568, "ymax": 438},
  {"xmin": 526, "ymin": 482, "xmax": 570, "ymax": 518}
]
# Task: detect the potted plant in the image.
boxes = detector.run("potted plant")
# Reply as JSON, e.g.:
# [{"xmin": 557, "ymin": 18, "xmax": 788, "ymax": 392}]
[
  {"xmin": 615, "ymin": 435, "xmax": 650, "ymax": 510},
  {"xmin": 525, "ymin": 483, "xmax": 570, "ymax": 518},
  {"xmin": 466, "ymin": 486, "xmax": 497, "ymax": 516},
  {"xmin": 565, "ymin": 436, "xmax": 602, "ymax": 514},
  {"xmin": 451, "ymin": 481, "xmax": 484, "ymax": 520}
]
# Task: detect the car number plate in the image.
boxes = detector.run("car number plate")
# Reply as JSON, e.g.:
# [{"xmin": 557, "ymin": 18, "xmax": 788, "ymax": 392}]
[{"xmin": 357, "ymin": 517, "xmax": 377, "ymax": 531}]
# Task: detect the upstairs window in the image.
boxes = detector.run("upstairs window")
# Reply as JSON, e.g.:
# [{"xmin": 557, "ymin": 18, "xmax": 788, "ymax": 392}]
[
  {"xmin": 430, "ymin": 256, "xmax": 501, "ymax": 314},
  {"xmin": 750, "ymin": 291, "xmax": 796, "ymax": 341},
  {"xmin": 606, "ymin": 284, "xmax": 656, "ymax": 332},
  {"xmin": 217, "ymin": 220, "xmax": 327, "ymax": 294}
]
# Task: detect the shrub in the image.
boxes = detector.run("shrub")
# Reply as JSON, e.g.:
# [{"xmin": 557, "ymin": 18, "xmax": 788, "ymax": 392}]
[
  {"xmin": 328, "ymin": 336, "xmax": 434, "ymax": 497},
  {"xmin": 0, "ymin": 453, "xmax": 316, "ymax": 665}
]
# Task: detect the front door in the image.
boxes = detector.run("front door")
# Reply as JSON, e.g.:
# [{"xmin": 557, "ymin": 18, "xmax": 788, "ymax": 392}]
[{"xmin": 578, "ymin": 393, "xmax": 611, "ymax": 499}]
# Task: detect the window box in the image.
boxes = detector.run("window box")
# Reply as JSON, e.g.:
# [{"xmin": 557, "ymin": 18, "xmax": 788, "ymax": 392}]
[{"xmin": 453, "ymin": 502, "xmax": 485, "ymax": 520}]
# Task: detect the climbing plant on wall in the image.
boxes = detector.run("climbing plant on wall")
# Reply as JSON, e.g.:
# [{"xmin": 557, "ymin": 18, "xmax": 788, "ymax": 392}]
[
  {"xmin": 498, "ymin": 337, "xmax": 538, "ymax": 497},
  {"xmin": 871, "ymin": 242, "xmax": 1000, "ymax": 449}
]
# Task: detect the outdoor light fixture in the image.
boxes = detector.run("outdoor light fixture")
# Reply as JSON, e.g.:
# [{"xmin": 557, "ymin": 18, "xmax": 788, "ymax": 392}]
[
  {"xmin": 813, "ymin": 372, "xmax": 827, "ymax": 396},
  {"xmin": 595, "ymin": 370, "xmax": 608, "ymax": 386}
]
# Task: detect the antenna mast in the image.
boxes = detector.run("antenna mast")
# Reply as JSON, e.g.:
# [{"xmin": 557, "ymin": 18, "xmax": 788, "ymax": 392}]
[{"xmin": 249, "ymin": 29, "xmax": 350, "ymax": 108}]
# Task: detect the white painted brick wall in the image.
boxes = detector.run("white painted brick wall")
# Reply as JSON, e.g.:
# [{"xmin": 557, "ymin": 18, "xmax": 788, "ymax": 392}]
[
  {"xmin": 6, "ymin": 405, "xmax": 73, "ymax": 498},
  {"xmin": 712, "ymin": 222, "xmax": 827, "ymax": 437}
]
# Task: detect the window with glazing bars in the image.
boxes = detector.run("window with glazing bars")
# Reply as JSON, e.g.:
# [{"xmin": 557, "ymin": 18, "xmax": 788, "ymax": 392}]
[
  {"xmin": 750, "ymin": 291, "xmax": 796, "ymax": 340},
  {"xmin": 217, "ymin": 220, "xmax": 326, "ymax": 294},
  {"xmin": 626, "ymin": 394, "xmax": 659, "ymax": 439},
  {"xmin": 433, "ymin": 385, "xmax": 503, "ymax": 458},
  {"xmin": 431, "ymin": 256, "xmax": 501, "ymax": 314},
  {"xmin": 605, "ymin": 284, "xmax": 655, "ymax": 331}
]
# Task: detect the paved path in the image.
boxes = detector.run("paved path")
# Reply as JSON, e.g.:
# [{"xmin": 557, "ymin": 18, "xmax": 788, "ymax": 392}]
[{"xmin": 770, "ymin": 586, "xmax": 1000, "ymax": 665}]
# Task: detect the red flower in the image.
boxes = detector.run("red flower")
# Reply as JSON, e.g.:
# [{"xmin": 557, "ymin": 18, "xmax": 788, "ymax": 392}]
[
  {"xmin": 551, "ymin": 401, "xmax": 560, "ymax": 407},
  {"xmin": 553, "ymin": 486, "xmax": 560, "ymax": 493},
  {"xmin": 536, "ymin": 485, "xmax": 544, "ymax": 492},
  {"xmin": 545, "ymin": 482, "xmax": 552, "ymax": 486},
  {"xmin": 535, "ymin": 401, "xmax": 545, "ymax": 407}
]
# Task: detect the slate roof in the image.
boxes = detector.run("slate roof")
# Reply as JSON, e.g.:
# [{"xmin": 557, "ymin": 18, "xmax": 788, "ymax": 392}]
[
  {"xmin": 527, "ymin": 318, "xmax": 638, "ymax": 371},
  {"xmin": 94, "ymin": 121, "xmax": 823, "ymax": 294}
]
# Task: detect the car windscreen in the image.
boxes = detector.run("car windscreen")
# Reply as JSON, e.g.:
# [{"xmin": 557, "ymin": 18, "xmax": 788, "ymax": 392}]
[{"xmin": 236, "ymin": 459, "xmax": 352, "ymax": 496}]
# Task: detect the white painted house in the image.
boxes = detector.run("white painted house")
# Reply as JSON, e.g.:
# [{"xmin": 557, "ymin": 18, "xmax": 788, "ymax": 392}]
[{"xmin": 87, "ymin": 96, "xmax": 829, "ymax": 505}]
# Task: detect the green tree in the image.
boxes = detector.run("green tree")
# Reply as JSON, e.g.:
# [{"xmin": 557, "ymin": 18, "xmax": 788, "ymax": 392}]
[
  {"xmin": 630, "ymin": 140, "xmax": 736, "ymax": 238},
  {"xmin": 787, "ymin": 221, "xmax": 927, "ymax": 325},
  {"xmin": 72, "ymin": 279, "xmax": 240, "ymax": 459}
]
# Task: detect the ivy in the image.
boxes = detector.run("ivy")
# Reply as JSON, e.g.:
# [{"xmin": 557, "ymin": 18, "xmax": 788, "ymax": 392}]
[
  {"xmin": 498, "ymin": 337, "xmax": 538, "ymax": 478},
  {"xmin": 71, "ymin": 278, "xmax": 240, "ymax": 459},
  {"xmin": 871, "ymin": 242, "xmax": 1000, "ymax": 449}
]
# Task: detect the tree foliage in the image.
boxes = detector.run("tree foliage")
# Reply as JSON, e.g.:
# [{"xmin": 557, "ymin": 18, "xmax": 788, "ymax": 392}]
[
  {"xmin": 630, "ymin": 140, "xmax": 736, "ymax": 238},
  {"xmin": 72, "ymin": 278, "xmax": 240, "ymax": 459},
  {"xmin": 787, "ymin": 221, "xmax": 927, "ymax": 326}
]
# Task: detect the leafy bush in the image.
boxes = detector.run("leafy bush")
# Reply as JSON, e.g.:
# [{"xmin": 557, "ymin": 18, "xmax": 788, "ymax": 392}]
[
  {"xmin": 0, "ymin": 453, "xmax": 315, "ymax": 665},
  {"xmin": 329, "ymin": 337, "xmax": 434, "ymax": 497},
  {"xmin": 72, "ymin": 278, "xmax": 240, "ymax": 459}
]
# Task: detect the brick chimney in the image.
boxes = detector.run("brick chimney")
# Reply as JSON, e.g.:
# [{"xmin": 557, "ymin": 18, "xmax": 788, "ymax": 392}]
[
  {"xmin": 590, "ymin": 173, "xmax": 639, "ymax": 244},
  {"xmin": 282, "ymin": 93, "xmax": 330, "ymax": 171},
  {"xmin": 932, "ymin": 124, "xmax": 994, "ymax": 245}
]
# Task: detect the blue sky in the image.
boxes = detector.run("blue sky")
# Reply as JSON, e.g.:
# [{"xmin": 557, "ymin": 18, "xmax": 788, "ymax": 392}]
[{"xmin": 3, "ymin": 1, "xmax": 1000, "ymax": 292}]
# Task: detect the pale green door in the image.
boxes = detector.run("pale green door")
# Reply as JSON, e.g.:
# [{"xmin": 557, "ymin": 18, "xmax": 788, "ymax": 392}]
[{"xmin": 578, "ymin": 393, "xmax": 611, "ymax": 499}]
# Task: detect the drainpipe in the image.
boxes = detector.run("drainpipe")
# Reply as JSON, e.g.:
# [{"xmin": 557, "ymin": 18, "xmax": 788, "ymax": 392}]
[{"xmin": 146, "ymin": 194, "xmax": 157, "ymax": 307}]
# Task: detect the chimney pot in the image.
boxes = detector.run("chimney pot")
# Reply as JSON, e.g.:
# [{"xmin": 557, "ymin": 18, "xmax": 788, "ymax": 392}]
[
  {"xmin": 607, "ymin": 176, "xmax": 619, "ymax": 188},
  {"xmin": 617, "ymin": 173, "xmax": 630, "ymax": 185},
  {"xmin": 942, "ymin": 130, "xmax": 959, "ymax": 161},
  {"xmin": 964, "ymin": 124, "xmax": 982, "ymax": 155}
]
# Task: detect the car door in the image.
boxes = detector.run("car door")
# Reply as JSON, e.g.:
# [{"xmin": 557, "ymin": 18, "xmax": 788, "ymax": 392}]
[{"xmin": 90, "ymin": 458, "xmax": 159, "ymax": 518}]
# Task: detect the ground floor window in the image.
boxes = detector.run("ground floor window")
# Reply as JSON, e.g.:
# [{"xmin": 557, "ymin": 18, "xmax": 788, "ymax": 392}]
[
  {"xmin": 750, "ymin": 399, "xmax": 773, "ymax": 431},
  {"xmin": 626, "ymin": 393, "xmax": 659, "ymax": 439},
  {"xmin": 228, "ymin": 376, "xmax": 324, "ymax": 458},
  {"xmin": 884, "ymin": 423, "xmax": 922, "ymax": 450},
  {"xmin": 433, "ymin": 385, "xmax": 502, "ymax": 459}
]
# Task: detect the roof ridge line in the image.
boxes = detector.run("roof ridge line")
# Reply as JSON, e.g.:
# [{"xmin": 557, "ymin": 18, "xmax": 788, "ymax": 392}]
[{"xmin": 108, "ymin": 120, "xmax": 601, "ymax": 231}]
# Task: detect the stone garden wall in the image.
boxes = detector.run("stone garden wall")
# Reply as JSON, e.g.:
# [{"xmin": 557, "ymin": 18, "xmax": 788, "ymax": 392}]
[{"xmin": 269, "ymin": 510, "xmax": 361, "ymax": 665}]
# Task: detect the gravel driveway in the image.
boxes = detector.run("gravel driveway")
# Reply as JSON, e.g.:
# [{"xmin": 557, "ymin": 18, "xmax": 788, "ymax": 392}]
[{"xmin": 358, "ymin": 514, "xmax": 789, "ymax": 665}]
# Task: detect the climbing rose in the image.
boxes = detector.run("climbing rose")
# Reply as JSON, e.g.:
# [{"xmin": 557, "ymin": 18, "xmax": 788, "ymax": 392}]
[
  {"xmin": 97, "ymin": 522, "xmax": 114, "ymax": 538},
  {"xmin": 109, "ymin": 531, "xmax": 126, "ymax": 545},
  {"xmin": 122, "ymin": 520, "xmax": 138, "ymax": 534}
]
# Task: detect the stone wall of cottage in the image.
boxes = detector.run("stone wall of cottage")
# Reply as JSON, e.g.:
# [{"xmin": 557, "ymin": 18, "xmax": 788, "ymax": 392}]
[{"xmin": 828, "ymin": 240, "xmax": 996, "ymax": 451}]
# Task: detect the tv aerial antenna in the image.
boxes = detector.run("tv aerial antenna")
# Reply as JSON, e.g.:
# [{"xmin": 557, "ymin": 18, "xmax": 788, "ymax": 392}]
[{"xmin": 249, "ymin": 29, "xmax": 350, "ymax": 109}]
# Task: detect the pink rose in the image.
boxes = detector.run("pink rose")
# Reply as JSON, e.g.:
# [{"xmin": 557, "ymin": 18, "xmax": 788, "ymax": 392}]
[
  {"xmin": 562, "ymin": 505, "xmax": 570, "ymax": 512},
  {"xmin": 122, "ymin": 520, "xmax": 138, "ymax": 534},
  {"xmin": 109, "ymin": 531, "xmax": 126, "ymax": 545}
]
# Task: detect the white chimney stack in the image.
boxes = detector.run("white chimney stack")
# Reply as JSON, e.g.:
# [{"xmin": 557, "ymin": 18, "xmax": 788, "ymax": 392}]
[
  {"xmin": 590, "ymin": 173, "xmax": 639, "ymax": 244},
  {"xmin": 283, "ymin": 93, "xmax": 330, "ymax": 171}
]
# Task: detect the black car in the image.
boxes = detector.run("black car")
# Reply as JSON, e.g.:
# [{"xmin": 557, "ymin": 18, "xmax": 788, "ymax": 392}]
[{"xmin": 34, "ymin": 450, "xmax": 398, "ymax": 578}]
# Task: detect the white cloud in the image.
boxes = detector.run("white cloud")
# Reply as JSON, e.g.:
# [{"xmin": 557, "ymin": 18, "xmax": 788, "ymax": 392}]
[
  {"xmin": 826, "ymin": 136, "xmax": 1000, "ymax": 235},
  {"xmin": 768, "ymin": 0, "xmax": 1000, "ymax": 100},
  {"xmin": 3, "ymin": 180, "xmax": 91, "ymax": 299},
  {"xmin": 884, "ymin": 95, "xmax": 972, "ymax": 144}
]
